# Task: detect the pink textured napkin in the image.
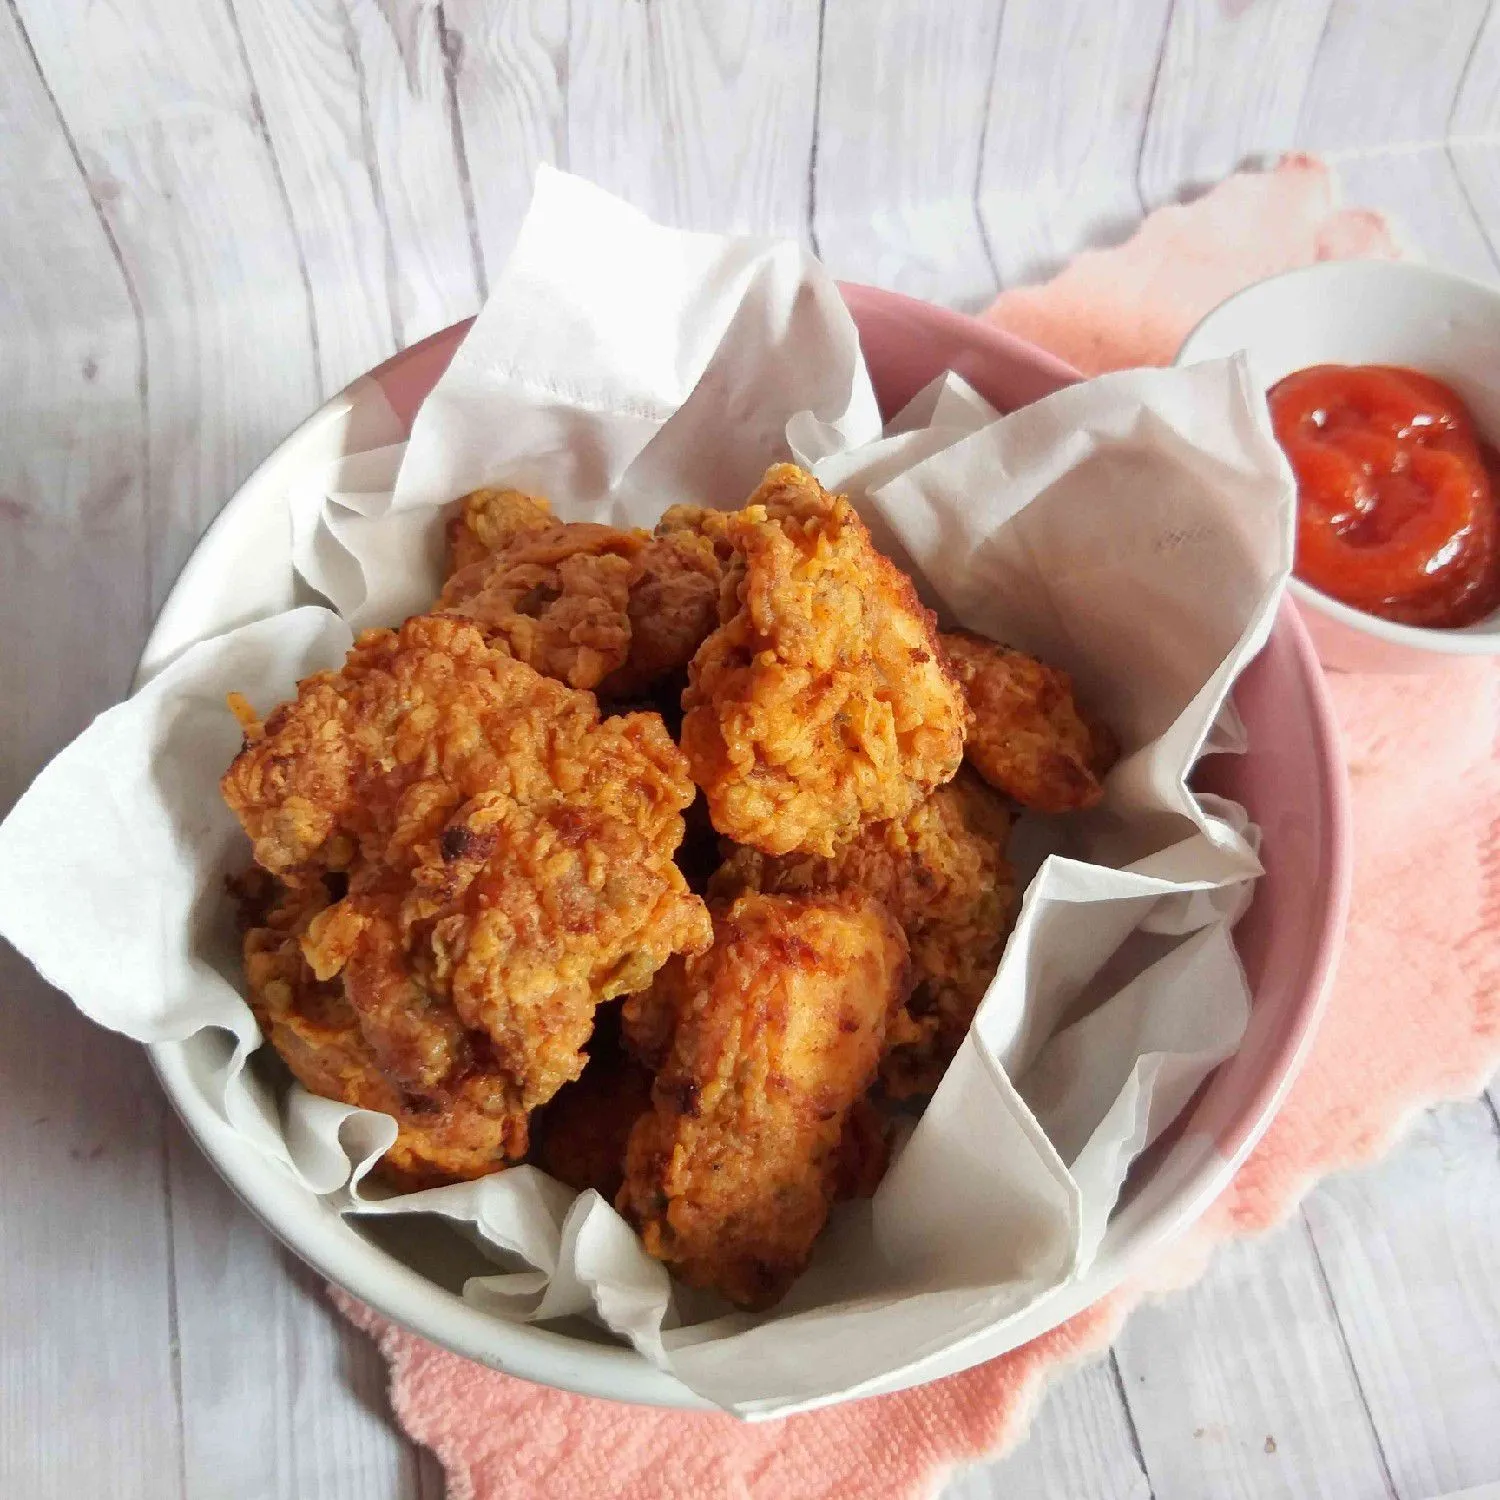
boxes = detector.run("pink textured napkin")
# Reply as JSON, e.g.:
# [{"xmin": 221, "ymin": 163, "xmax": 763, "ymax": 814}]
[{"xmin": 333, "ymin": 155, "xmax": 1500, "ymax": 1499}]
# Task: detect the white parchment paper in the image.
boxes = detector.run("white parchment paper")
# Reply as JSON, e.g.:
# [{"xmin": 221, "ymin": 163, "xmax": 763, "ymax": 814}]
[{"xmin": 0, "ymin": 169, "xmax": 1295, "ymax": 1416}]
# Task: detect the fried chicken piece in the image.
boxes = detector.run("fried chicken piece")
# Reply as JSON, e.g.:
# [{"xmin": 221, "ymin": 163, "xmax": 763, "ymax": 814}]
[
  {"xmin": 597, "ymin": 530, "xmax": 723, "ymax": 700},
  {"xmin": 941, "ymin": 629, "xmax": 1118, "ymax": 813},
  {"xmin": 239, "ymin": 873, "xmax": 526, "ymax": 1189},
  {"xmin": 618, "ymin": 891, "xmax": 910, "ymax": 1310},
  {"xmin": 531, "ymin": 1035, "xmax": 655, "ymax": 1201},
  {"xmin": 711, "ymin": 767, "xmax": 1016, "ymax": 1097},
  {"xmin": 441, "ymin": 489, "xmax": 723, "ymax": 697},
  {"xmin": 681, "ymin": 465, "xmax": 968, "ymax": 858},
  {"xmin": 622, "ymin": 949, "xmax": 896, "ymax": 1197},
  {"xmin": 656, "ymin": 503, "xmax": 736, "ymax": 565},
  {"xmin": 222, "ymin": 615, "xmax": 712, "ymax": 1118},
  {"xmin": 438, "ymin": 503, "xmax": 648, "ymax": 689},
  {"xmin": 446, "ymin": 487, "xmax": 554, "ymax": 575}
]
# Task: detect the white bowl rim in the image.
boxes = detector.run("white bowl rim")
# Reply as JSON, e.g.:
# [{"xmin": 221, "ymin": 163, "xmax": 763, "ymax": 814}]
[{"xmin": 1174, "ymin": 257, "xmax": 1500, "ymax": 657}]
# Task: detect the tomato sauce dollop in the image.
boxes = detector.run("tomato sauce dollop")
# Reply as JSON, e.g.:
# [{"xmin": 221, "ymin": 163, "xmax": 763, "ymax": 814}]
[{"xmin": 1268, "ymin": 364, "xmax": 1500, "ymax": 628}]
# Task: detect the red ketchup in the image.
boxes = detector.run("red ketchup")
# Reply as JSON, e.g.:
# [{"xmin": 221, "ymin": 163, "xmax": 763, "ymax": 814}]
[{"xmin": 1267, "ymin": 364, "xmax": 1500, "ymax": 628}]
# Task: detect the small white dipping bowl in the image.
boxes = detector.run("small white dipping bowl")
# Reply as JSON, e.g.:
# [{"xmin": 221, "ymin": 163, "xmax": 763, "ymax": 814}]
[{"xmin": 1176, "ymin": 259, "xmax": 1500, "ymax": 673}]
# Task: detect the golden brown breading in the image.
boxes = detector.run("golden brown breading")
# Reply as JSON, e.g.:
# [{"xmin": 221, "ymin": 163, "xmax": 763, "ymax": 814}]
[
  {"xmin": 438, "ymin": 516, "xmax": 647, "ymax": 691},
  {"xmin": 445, "ymin": 487, "xmax": 554, "ymax": 575},
  {"xmin": 597, "ymin": 531, "xmax": 722, "ymax": 700},
  {"xmin": 618, "ymin": 890, "xmax": 910, "ymax": 1310},
  {"xmin": 656, "ymin": 503, "xmax": 736, "ymax": 565},
  {"xmin": 681, "ymin": 465, "xmax": 968, "ymax": 858},
  {"xmin": 941, "ymin": 629, "xmax": 1118, "ymax": 813},
  {"xmin": 531, "ymin": 1041, "xmax": 655, "ymax": 1201},
  {"xmin": 239, "ymin": 874, "xmax": 527, "ymax": 1189},
  {"xmin": 711, "ymin": 768, "xmax": 1016, "ymax": 1097},
  {"xmin": 619, "ymin": 951, "xmax": 689, "ymax": 1073},
  {"xmin": 441, "ymin": 490, "xmax": 723, "ymax": 698},
  {"xmin": 222, "ymin": 615, "xmax": 712, "ymax": 1124}
]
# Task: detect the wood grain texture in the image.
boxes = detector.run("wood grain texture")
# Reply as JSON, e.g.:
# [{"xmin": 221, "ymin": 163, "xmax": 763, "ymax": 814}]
[
  {"xmin": 12, "ymin": 0, "xmax": 322, "ymax": 609},
  {"xmin": 1301, "ymin": 1102, "xmax": 1500, "ymax": 1500},
  {"xmin": 339, "ymin": 0, "xmax": 485, "ymax": 347},
  {"xmin": 813, "ymin": 0, "xmax": 1002, "ymax": 308},
  {"xmin": 565, "ymin": 1, "xmax": 819, "ymax": 236},
  {"xmin": 227, "ymin": 0, "xmax": 398, "ymax": 396},
  {"xmin": 0, "ymin": 19, "xmax": 175, "ymax": 1495},
  {"xmin": 441, "ymin": 0, "xmax": 566, "ymax": 284},
  {"xmin": 1137, "ymin": 0, "xmax": 1333, "ymax": 210},
  {"xmin": 1334, "ymin": 147, "xmax": 1500, "ymax": 281},
  {"xmin": 976, "ymin": 0, "xmax": 1172, "ymax": 292},
  {"xmin": 1112, "ymin": 1219, "xmax": 1396, "ymax": 1499},
  {"xmin": 0, "ymin": 955, "xmax": 183, "ymax": 1500},
  {"xmin": 0, "ymin": 0, "xmax": 148, "ymax": 798},
  {"xmin": 945, "ymin": 1355, "xmax": 1150, "ymax": 1500},
  {"xmin": 166, "ymin": 1122, "xmax": 430, "ymax": 1500},
  {"xmin": 1296, "ymin": 0, "xmax": 1492, "ymax": 154}
]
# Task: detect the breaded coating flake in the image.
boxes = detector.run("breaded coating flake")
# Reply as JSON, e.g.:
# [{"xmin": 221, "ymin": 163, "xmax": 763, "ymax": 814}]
[
  {"xmin": 941, "ymin": 629, "xmax": 1118, "ymax": 813},
  {"xmin": 442, "ymin": 487, "xmax": 723, "ymax": 698},
  {"xmin": 238, "ymin": 873, "xmax": 527, "ymax": 1189},
  {"xmin": 618, "ymin": 890, "xmax": 909, "ymax": 1310},
  {"xmin": 439, "ymin": 505, "xmax": 647, "ymax": 690},
  {"xmin": 713, "ymin": 768, "xmax": 1016, "ymax": 1097},
  {"xmin": 222, "ymin": 615, "xmax": 712, "ymax": 1143},
  {"xmin": 446, "ymin": 487, "xmax": 554, "ymax": 575},
  {"xmin": 597, "ymin": 529, "xmax": 723, "ymax": 700},
  {"xmin": 682, "ymin": 465, "xmax": 968, "ymax": 857}
]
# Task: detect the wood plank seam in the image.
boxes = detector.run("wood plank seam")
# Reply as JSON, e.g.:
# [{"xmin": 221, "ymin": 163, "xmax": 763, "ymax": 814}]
[
  {"xmin": 1132, "ymin": 0, "xmax": 1179, "ymax": 215},
  {"xmin": 222, "ymin": 0, "xmax": 327, "ymax": 395},
  {"xmin": 1293, "ymin": 0, "xmax": 1340, "ymax": 143},
  {"xmin": 160, "ymin": 1120, "xmax": 190, "ymax": 1500},
  {"xmin": 3, "ymin": 0, "xmax": 155, "ymax": 620},
  {"xmin": 1300, "ymin": 1207, "xmax": 1401, "ymax": 1498},
  {"xmin": 1108, "ymin": 1348, "xmax": 1157, "ymax": 1498},
  {"xmin": 805, "ymin": 0, "xmax": 828, "ymax": 257},
  {"xmin": 1450, "ymin": 0, "xmax": 1500, "ymax": 136},
  {"xmin": 334, "ymin": 0, "xmax": 403, "ymax": 352},
  {"xmin": 968, "ymin": 0, "xmax": 1006, "ymax": 288},
  {"xmin": 437, "ymin": 1, "xmax": 490, "ymax": 303}
]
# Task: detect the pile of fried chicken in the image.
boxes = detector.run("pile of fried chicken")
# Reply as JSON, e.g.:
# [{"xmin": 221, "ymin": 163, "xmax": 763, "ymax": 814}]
[{"xmin": 222, "ymin": 463, "xmax": 1115, "ymax": 1311}]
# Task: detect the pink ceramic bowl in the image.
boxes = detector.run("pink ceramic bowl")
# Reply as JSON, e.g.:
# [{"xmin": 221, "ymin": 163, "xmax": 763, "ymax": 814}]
[{"xmin": 143, "ymin": 286, "xmax": 1351, "ymax": 1410}]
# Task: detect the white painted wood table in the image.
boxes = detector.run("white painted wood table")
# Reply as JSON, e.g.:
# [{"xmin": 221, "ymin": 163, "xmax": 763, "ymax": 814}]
[{"xmin": 3, "ymin": 3, "xmax": 1499, "ymax": 1497}]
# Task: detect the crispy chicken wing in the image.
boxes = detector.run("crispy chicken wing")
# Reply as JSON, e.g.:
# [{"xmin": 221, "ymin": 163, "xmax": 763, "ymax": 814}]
[
  {"xmin": 618, "ymin": 890, "xmax": 910, "ymax": 1310},
  {"xmin": 940, "ymin": 629, "xmax": 1118, "ymax": 812},
  {"xmin": 237, "ymin": 872, "xmax": 526, "ymax": 1188},
  {"xmin": 711, "ymin": 767, "xmax": 1016, "ymax": 1097},
  {"xmin": 222, "ymin": 615, "xmax": 712, "ymax": 1143},
  {"xmin": 681, "ymin": 465, "xmax": 968, "ymax": 857}
]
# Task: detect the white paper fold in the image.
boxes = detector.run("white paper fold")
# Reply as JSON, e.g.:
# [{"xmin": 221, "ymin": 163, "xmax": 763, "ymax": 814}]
[{"xmin": 0, "ymin": 169, "xmax": 1293, "ymax": 1416}]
